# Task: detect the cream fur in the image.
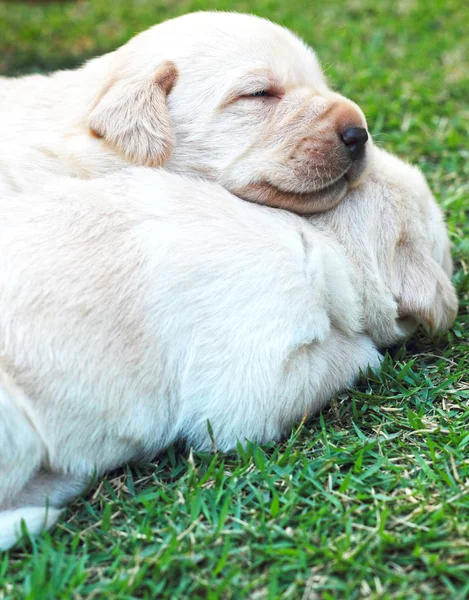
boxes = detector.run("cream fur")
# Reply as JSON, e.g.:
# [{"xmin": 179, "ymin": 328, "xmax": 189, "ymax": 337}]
[
  {"xmin": 0, "ymin": 11, "xmax": 370, "ymax": 214},
  {"xmin": 0, "ymin": 148, "xmax": 457, "ymax": 549}
]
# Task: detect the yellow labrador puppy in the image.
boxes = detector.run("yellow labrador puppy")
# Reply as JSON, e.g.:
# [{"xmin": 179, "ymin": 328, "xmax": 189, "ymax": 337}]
[
  {"xmin": 0, "ymin": 12, "xmax": 370, "ymax": 213},
  {"xmin": 0, "ymin": 148, "xmax": 457, "ymax": 549}
]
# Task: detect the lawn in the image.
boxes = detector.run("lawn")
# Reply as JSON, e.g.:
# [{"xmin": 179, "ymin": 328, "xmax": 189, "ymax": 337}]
[{"xmin": 1, "ymin": 0, "xmax": 468, "ymax": 598}]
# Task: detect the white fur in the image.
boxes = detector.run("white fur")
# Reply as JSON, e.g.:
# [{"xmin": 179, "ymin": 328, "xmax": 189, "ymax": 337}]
[
  {"xmin": 0, "ymin": 148, "xmax": 457, "ymax": 549},
  {"xmin": 0, "ymin": 12, "xmax": 370, "ymax": 213},
  {"xmin": 0, "ymin": 508, "xmax": 62, "ymax": 551}
]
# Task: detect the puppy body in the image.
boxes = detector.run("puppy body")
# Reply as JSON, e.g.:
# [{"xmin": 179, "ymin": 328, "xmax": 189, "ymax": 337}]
[
  {"xmin": 0, "ymin": 12, "xmax": 370, "ymax": 213},
  {"xmin": 0, "ymin": 148, "xmax": 456, "ymax": 549},
  {"xmin": 0, "ymin": 54, "xmax": 124, "ymax": 188}
]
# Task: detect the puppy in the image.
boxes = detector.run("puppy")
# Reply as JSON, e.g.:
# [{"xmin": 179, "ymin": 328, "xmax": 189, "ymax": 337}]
[
  {"xmin": 0, "ymin": 148, "xmax": 457, "ymax": 549},
  {"xmin": 0, "ymin": 11, "xmax": 370, "ymax": 213}
]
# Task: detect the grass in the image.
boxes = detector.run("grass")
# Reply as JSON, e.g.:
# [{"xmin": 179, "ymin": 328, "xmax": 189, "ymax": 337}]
[{"xmin": 0, "ymin": 0, "xmax": 468, "ymax": 597}]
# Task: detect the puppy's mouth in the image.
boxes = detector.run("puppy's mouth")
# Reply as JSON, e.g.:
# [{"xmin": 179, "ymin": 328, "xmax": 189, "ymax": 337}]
[
  {"xmin": 233, "ymin": 154, "xmax": 370, "ymax": 215},
  {"xmin": 233, "ymin": 175, "xmax": 348, "ymax": 215}
]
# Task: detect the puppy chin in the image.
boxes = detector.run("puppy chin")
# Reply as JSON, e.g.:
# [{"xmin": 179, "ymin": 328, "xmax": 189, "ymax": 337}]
[
  {"xmin": 231, "ymin": 143, "xmax": 374, "ymax": 215},
  {"xmin": 232, "ymin": 178, "xmax": 348, "ymax": 215}
]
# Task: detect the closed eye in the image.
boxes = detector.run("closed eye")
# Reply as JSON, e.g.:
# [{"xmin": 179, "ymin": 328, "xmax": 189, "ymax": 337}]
[
  {"xmin": 220, "ymin": 71, "xmax": 284, "ymax": 108},
  {"xmin": 249, "ymin": 90, "xmax": 270, "ymax": 97},
  {"xmin": 240, "ymin": 89, "xmax": 283, "ymax": 101}
]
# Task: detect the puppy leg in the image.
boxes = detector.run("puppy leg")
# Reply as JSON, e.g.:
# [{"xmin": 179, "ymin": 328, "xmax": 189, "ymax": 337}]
[
  {"xmin": 178, "ymin": 329, "xmax": 383, "ymax": 452},
  {"xmin": 0, "ymin": 372, "xmax": 45, "ymax": 507},
  {"xmin": 0, "ymin": 472, "xmax": 89, "ymax": 551},
  {"xmin": 0, "ymin": 372, "xmax": 78, "ymax": 550},
  {"xmin": 0, "ymin": 507, "xmax": 62, "ymax": 551}
]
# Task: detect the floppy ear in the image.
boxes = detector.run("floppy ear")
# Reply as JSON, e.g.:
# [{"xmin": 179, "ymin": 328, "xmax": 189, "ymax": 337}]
[
  {"xmin": 88, "ymin": 61, "xmax": 178, "ymax": 167},
  {"xmin": 393, "ymin": 235, "xmax": 458, "ymax": 334}
]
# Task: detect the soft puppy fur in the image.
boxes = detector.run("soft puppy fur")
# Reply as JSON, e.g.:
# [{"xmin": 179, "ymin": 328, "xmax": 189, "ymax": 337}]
[
  {"xmin": 0, "ymin": 11, "xmax": 370, "ymax": 213},
  {"xmin": 0, "ymin": 148, "xmax": 457, "ymax": 549}
]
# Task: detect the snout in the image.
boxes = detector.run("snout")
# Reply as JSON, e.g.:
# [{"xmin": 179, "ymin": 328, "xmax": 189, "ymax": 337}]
[{"xmin": 274, "ymin": 96, "xmax": 371, "ymax": 209}]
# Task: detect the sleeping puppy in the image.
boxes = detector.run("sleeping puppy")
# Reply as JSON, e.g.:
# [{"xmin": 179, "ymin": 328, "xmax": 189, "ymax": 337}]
[
  {"xmin": 0, "ymin": 11, "xmax": 370, "ymax": 213},
  {"xmin": 0, "ymin": 148, "xmax": 457, "ymax": 549}
]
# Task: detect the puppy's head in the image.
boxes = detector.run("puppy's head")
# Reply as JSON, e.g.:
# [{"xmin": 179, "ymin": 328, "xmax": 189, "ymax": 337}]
[
  {"xmin": 88, "ymin": 12, "xmax": 370, "ymax": 214},
  {"xmin": 320, "ymin": 148, "xmax": 457, "ymax": 345}
]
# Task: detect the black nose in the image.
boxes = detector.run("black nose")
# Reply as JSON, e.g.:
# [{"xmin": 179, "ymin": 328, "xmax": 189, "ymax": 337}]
[{"xmin": 341, "ymin": 127, "xmax": 368, "ymax": 160}]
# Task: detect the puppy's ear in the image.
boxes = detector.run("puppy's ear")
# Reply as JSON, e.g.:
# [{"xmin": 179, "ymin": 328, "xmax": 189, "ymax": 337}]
[
  {"xmin": 393, "ymin": 235, "xmax": 458, "ymax": 334},
  {"xmin": 88, "ymin": 62, "xmax": 178, "ymax": 167}
]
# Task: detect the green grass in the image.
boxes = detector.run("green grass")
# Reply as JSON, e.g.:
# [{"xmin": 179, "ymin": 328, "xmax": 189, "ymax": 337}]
[{"xmin": 1, "ymin": 0, "xmax": 468, "ymax": 597}]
